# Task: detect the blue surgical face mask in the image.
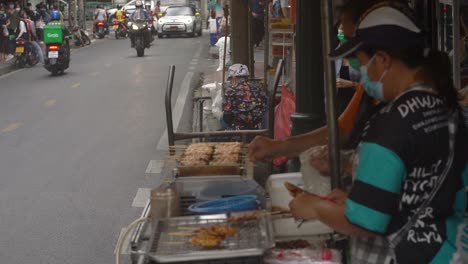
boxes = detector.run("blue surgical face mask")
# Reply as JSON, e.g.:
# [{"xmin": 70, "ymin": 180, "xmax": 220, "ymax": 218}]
[{"xmin": 359, "ymin": 55, "xmax": 388, "ymax": 101}]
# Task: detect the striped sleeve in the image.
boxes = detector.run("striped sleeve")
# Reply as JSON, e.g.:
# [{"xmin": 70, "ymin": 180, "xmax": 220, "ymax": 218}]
[{"xmin": 345, "ymin": 143, "xmax": 406, "ymax": 234}]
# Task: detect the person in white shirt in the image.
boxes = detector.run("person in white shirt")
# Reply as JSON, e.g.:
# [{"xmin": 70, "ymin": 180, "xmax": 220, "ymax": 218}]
[
  {"xmin": 215, "ymin": 28, "xmax": 230, "ymax": 71},
  {"xmin": 208, "ymin": 13, "xmax": 217, "ymax": 46},
  {"xmin": 93, "ymin": 5, "xmax": 107, "ymax": 35}
]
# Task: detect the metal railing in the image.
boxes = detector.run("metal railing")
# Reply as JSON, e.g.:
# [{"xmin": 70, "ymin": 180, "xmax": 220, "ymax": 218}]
[{"xmin": 165, "ymin": 65, "xmax": 286, "ymax": 147}]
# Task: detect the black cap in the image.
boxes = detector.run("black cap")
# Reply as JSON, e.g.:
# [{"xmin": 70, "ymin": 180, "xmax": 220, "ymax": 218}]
[{"xmin": 330, "ymin": 4, "xmax": 425, "ymax": 59}]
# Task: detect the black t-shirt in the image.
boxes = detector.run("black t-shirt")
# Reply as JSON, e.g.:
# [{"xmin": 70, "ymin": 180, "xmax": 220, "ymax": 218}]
[{"xmin": 345, "ymin": 87, "xmax": 468, "ymax": 263}]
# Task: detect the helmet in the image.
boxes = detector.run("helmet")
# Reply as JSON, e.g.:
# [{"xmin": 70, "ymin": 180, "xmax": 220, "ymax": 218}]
[
  {"xmin": 117, "ymin": 4, "xmax": 122, "ymax": 9},
  {"xmin": 50, "ymin": 10, "xmax": 61, "ymax": 21},
  {"xmin": 135, "ymin": 0, "xmax": 143, "ymax": 8},
  {"xmin": 227, "ymin": 64, "xmax": 250, "ymax": 79}
]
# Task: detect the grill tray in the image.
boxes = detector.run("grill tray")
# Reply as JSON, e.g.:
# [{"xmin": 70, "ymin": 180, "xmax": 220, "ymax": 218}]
[{"xmin": 147, "ymin": 213, "xmax": 274, "ymax": 263}]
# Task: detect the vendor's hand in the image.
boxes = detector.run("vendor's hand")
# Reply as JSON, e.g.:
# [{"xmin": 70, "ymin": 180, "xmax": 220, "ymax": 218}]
[
  {"xmin": 248, "ymin": 136, "xmax": 279, "ymax": 161},
  {"xmin": 289, "ymin": 192, "xmax": 320, "ymax": 220},
  {"xmin": 326, "ymin": 189, "xmax": 348, "ymax": 205},
  {"xmin": 336, "ymin": 78, "xmax": 355, "ymax": 88}
]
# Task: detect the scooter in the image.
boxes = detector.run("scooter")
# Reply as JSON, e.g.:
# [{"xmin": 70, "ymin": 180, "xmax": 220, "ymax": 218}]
[
  {"xmin": 14, "ymin": 38, "xmax": 39, "ymax": 68},
  {"xmin": 44, "ymin": 40, "xmax": 70, "ymax": 75},
  {"xmin": 95, "ymin": 21, "xmax": 106, "ymax": 39},
  {"xmin": 72, "ymin": 27, "xmax": 91, "ymax": 46}
]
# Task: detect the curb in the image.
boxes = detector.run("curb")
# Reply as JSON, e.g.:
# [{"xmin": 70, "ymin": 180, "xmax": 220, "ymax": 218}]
[{"xmin": 0, "ymin": 63, "xmax": 15, "ymax": 76}]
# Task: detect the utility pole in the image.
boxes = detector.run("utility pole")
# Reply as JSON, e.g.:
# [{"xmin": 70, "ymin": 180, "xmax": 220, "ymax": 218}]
[
  {"xmin": 69, "ymin": 0, "xmax": 77, "ymax": 29},
  {"xmin": 230, "ymin": 0, "xmax": 250, "ymax": 66}
]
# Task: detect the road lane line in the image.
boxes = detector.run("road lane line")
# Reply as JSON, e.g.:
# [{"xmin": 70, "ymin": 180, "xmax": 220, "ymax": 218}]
[
  {"xmin": 157, "ymin": 71, "xmax": 194, "ymax": 150},
  {"xmin": 1, "ymin": 122, "xmax": 23, "ymax": 133},
  {"xmin": 156, "ymin": 45, "xmax": 203, "ymax": 149},
  {"xmin": 132, "ymin": 188, "xmax": 151, "ymax": 207},
  {"xmin": 70, "ymin": 83, "xmax": 80, "ymax": 89},
  {"xmin": 146, "ymin": 160, "xmax": 164, "ymax": 175},
  {"xmin": 44, "ymin": 99, "xmax": 57, "ymax": 108}
]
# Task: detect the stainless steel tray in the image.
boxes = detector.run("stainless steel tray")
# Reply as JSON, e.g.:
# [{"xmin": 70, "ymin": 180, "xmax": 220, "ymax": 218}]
[{"xmin": 147, "ymin": 213, "xmax": 274, "ymax": 263}]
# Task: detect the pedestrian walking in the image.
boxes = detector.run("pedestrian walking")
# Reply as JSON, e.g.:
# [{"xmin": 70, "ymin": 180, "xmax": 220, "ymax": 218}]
[
  {"xmin": 0, "ymin": 3, "xmax": 10, "ymax": 62},
  {"xmin": 215, "ymin": 27, "xmax": 230, "ymax": 71},
  {"xmin": 208, "ymin": 12, "xmax": 217, "ymax": 46},
  {"xmin": 251, "ymin": 0, "xmax": 265, "ymax": 47},
  {"xmin": 7, "ymin": 2, "xmax": 19, "ymax": 55}
]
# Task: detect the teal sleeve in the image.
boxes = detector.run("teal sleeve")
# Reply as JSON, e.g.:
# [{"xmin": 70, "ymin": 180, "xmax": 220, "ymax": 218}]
[
  {"xmin": 345, "ymin": 142, "xmax": 406, "ymax": 233},
  {"xmin": 355, "ymin": 142, "xmax": 406, "ymax": 194}
]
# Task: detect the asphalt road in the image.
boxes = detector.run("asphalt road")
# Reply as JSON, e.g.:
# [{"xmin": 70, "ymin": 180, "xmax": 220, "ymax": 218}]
[{"xmin": 0, "ymin": 33, "xmax": 212, "ymax": 264}]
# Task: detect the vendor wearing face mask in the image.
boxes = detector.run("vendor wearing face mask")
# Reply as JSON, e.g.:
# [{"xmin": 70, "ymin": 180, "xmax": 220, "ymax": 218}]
[
  {"xmin": 289, "ymin": 3, "xmax": 468, "ymax": 264},
  {"xmin": 335, "ymin": 24, "xmax": 361, "ymax": 115},
  {"xmin": 248, "ymin": 0, "xmax": 375, "ymax": 162}
]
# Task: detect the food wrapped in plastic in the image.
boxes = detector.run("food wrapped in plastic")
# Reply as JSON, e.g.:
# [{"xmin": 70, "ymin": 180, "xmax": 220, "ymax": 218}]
[
  {"xmin": 264, "ymin": 248, "xmax": 341, "ymax": 264},
  {"xmin": 299, "ymin": 145, "xmax": 355, "ymax": 195}
]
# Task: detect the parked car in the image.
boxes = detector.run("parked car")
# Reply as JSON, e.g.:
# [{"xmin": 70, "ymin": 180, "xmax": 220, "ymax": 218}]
[{"xmin": 157, "ymin": 5, "xmax": 202, "ymax": 38}]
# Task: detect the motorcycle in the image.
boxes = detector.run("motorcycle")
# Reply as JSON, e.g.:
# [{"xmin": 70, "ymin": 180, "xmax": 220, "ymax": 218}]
[
  {"xmin": 14, "ymin": 38, "xmax": 39, "ymax": 68},
  {"xmin": 44, "ymin": 40, "xmax": 70, "ymax": 75},
  {"xmin": 130, "ymin": 20, "xmax": 151, "ymax": 57},
  {"xmin": 113, "ymin": 20, "xmax": 128, "ymax": 39},
  {"xmin": 95, "ymin": 21, "xmax": 106, "ymax": 39},
  {"xmin": 72, "ymin": 27, "xmax": 91, "ymax": 46}
]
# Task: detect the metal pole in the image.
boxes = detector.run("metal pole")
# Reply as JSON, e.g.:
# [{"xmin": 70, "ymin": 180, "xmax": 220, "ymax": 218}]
[
  {"xmin": 453, "ymin": 0, "xmax": 461, "ymax": 89},
  {"xmin": 264, "ymin": 1, "xmax": 269, "ymax": 82},
  {"xmin": 321, "ymin": 0, "xmax": 341, "ymax": 189},
  {"xmin": 165, "ymin": 65, "xmax": 176, "ymax": 148},
  {"xmin": 222, "ymin": 4, "xmax": 230, "ymax": 83}
]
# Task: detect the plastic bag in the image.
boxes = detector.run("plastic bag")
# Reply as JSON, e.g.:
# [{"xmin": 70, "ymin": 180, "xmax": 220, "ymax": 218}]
[
  {"xmin": 211, "ymin": 85, "xmax": 224, "ymax": 120},
  {"xmin": 264, "ymin": 248, "xmax": 341, "ymax": 264},
  {"xmin": 299, "ymin": 145, "xmax": 355, "ymax": 195},
  {"xmin": 273, "ymin": 85, "xmax": 296, "ymax": 167}
]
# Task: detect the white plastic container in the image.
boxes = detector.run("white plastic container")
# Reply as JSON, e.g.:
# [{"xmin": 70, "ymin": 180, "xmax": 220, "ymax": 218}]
[{"xmin": 266, "ymin": 173, "xmax": 333, "ymax": 237}]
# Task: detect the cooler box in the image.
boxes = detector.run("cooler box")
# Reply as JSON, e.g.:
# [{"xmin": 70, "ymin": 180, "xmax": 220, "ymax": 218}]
[
  {"xmin": 266, "ymin": 172, "xmax": 333, "ymax": 237},
  {"xmin": 43, "ymin": 24, "xmax": 63, "ymax": 44}
]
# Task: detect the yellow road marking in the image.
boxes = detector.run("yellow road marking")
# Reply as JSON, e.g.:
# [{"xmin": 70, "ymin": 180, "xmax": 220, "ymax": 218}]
[
  {"xmin": 1, "ymin": 123, "xmax": 23, "ymax": 133},
  {"xmin": 44, "ymin": 99, "xmax": 57, "ymax": 108},
  {"xmin": 70, "ymin": 83, "xmax": 80, "ymax": 89}
]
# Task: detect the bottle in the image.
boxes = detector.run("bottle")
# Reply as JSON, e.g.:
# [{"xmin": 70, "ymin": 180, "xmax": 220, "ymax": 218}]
[{"xmin": 150, "ymin": 183, "xmax": 180, "ymax": 219}]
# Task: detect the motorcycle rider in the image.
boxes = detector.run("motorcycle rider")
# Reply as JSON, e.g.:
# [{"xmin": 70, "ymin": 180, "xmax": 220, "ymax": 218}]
[
  {"xmin": 129, "ymin": 0, "xmax": 151, "ymax": 48},
  {"xmin": 45, "ymin": 10, "xmax": 70, "ymax": 61},
  {"xmin": 93, "ymin": 4, "xmax": 107, "ymax": 37},
  {"xmin": 17, "ymin": 12, "xmax": 43, "ymax": 64},
  {"xmin": 113, "ymin": 4, "xmax": 127, "ymax": 31}
]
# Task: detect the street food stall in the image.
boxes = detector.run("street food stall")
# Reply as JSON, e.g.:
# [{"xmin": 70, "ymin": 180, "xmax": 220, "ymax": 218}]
[
  {"xmin": 116, "ymin": 1, "xmax": 468, "ymax": 264},
  {"xmin": 113, "ymin": 63, "xmax": 341, "ymax": 264}
]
